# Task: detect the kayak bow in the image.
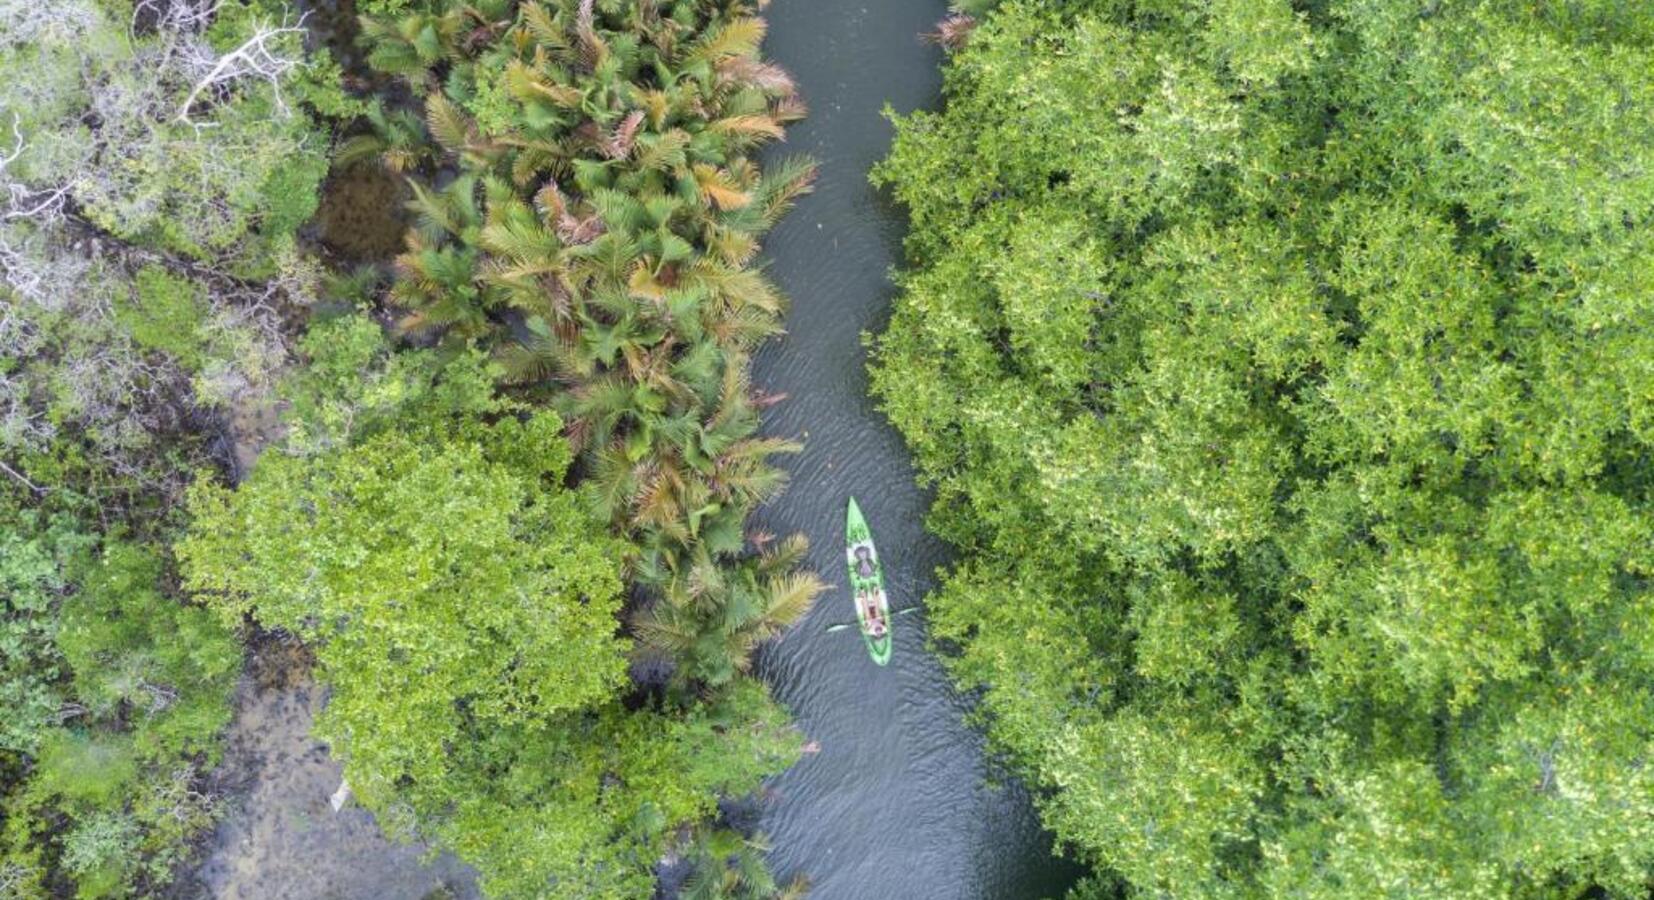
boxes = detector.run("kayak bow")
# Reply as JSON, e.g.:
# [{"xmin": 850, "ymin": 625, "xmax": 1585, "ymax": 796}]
[{"xmin": 845, "ymin": 497, "xmax": 893, "ymax": 666}]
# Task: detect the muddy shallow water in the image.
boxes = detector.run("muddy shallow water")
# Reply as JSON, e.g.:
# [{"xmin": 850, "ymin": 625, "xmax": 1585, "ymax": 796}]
[{"xmin": 176, "ymin": 642, "xmax": 479, "ymax": 900}]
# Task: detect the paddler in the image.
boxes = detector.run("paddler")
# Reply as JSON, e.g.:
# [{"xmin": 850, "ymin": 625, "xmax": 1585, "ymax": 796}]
[
  {"xmin": 853, "ymin": 545, "xmax": 876, "ymax": 579},
  {"xmin": 860, "ymin": 589, "xmax": 886, "ymax": 637}
]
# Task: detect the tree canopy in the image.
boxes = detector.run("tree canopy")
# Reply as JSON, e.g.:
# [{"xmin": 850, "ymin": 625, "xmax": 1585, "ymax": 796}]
[
  {"xmin": 1, "ymin": 0, "xmax": 820, "ymax": 895},
  {"xmin": 1, "ymin": 2, "xmax": 344, "ymax": 895},
  {"xmin": 180, "ymin": 405, "xmax": 633, "ymax": 796},
  {"xmin": 180, "ymin": 319, "xmax": 802, "ymax": 897},
  {"xmin": 872, "ymin": 0, "xmax": 1654, "ymax": 895}
]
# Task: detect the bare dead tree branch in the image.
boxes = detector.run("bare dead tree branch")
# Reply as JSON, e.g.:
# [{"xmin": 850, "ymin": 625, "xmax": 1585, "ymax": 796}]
[
  {"xmin": 175, "ymin": 14, "xmax": 310, "ymax": 126},
  {"xmin": 0, "ymin": 112, "xmax": 73, "ymax": 222},
  {"xmin": 0, "ymin": 458, "xmax": 46, "ymax": 494},
  {"xmin": 0, "ymin": 0, "xmax": 101, "ymax": 46},
  {"xmin": 131, "ymin": 0, "xmax": 222, "ymax": 40}
]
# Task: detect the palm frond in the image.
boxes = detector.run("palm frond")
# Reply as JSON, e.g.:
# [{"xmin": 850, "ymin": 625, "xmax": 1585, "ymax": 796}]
[
  {"xmin": 592, "ymin": 187, "xmax": 648, "ymax": 232},
  {"xmin": 585, "ymin": 445, "xmax": 641, "ymax": 521},
  {"xmin": 757, "ymin": 155, "xmax": 818, "ymax": 225},
  {"xmin": 425, "ymin": 93, "xmax": 475, "ymax": 154},
  {"xmin": 520, "ymin": 1, "xmax": 571, "ymax": 51},
  {"xmin": 709, "ymin": 114, "xmax": 784, "ymax": 141},
  {"xmin": 689, "ymin": 16, "xmax": 766, "ymax": 63},
  {"xmin": 758, "ymin": 571, "xmax": 824, "ymax": 637},
  {"xmin": 334, "ymin": 134, "xmax": 388, "ymax": 170},
  {"xmin": 758, "ymin": 533, "xmax": 809, "ymax": 576},
  {"xmin": 693, "ymin": 163, "xmax": 752, "ymax": 210},
  {"xmin": 480, "ymin": 212, "xmax": 563, "ymax": 263},
  {"xmin": 717, "ymin": 56, "xmax": 796, "ymax": 96}
]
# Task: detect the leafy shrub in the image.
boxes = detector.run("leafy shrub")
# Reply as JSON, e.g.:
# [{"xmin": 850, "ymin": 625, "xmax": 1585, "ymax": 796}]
[
  {"xmin": 118, "ymin": 267, "xmax": 212, "ymax": 369},
  {"xmin": 0, "ymin": 504, "xmax": 88, "ymax": 755},
  {"xmin": 0, "ymin": 498, "xmax": 239, "ymax": 899},
  {"xmin": 60, "ymin": 812, "xmax": 139, "ymax": 886}
]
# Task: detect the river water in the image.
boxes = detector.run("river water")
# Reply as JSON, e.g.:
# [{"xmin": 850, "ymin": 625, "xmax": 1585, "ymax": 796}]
[{"xmin": 749, "ymin": 2, "xmax": 1080, "ymax": 897}]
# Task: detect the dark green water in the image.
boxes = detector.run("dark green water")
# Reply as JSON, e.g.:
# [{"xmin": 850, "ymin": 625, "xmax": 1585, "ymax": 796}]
[{"xmin": 751, "ymin": 1, "xmax": 1082, "ymax": 897}]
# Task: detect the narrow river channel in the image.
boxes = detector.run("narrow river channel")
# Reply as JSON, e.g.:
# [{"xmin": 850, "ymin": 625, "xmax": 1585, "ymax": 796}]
[{"xmin": 750, "ymin": 1, "xmax": 1081, "ymax": 897}]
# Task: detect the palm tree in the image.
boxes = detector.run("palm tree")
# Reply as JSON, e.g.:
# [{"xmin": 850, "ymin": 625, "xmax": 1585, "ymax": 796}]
[
  {"xmin": 360, "ymin": 0, "xmax": 823, "ymax": 686},
  {"xmin": 677, "ymin": 827, "xmax": 809, "ymax": 900},
  {"xmin": 334, "ymin": 99, "xmax": 436, "ymax": 173},
  {"xmin": 634, "ymin": 537, "xmax": 822, "ymax": 689},
  {"xmin": 390, "ymin": 176, "xmax": 498, "ymax": 339}
]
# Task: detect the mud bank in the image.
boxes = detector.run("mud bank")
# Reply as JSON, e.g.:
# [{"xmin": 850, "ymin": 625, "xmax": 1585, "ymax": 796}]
[{"xmin": 176, "ymin": 642, "xmax": 479, "ymax": 900}]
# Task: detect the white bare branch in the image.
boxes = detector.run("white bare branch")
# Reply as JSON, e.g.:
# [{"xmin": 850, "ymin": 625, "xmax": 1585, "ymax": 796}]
[
  {"xmin": 0, "ymin": 458, "xmax": 45, "ymax": 494},
  {"xmin": 0, "ymin": 112, "xmax": 21, "ymax": 168},
  {"xmin": 0, "ymin": 112, "xmax": 73, "ymax": 223},
  {"xmin": 0, "ymin": 0, "xmax": 101, "ymax": 47},
  {"xmin": 131, "ymin": 0, "xmax": 223, "ymax": 40},
  {"xmin": 175, "ymin": 14, "xmax": 310, "ymax": 126},
  {"xmin": 0, "ymin": 861, "xmax": 33, "ymax": 897}
]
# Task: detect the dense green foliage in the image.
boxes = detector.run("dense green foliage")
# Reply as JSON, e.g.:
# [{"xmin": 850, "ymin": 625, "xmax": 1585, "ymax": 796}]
[
  {"xmin": 873, "ymin": 0, "xmax": 1654, "ymax": 896},
  {"xmin": 1, "ymin": 2, "xmax": 343, "ymax": 896},
  {"xmin": 1, "ymin": 497, "xmax": 239, "ymax": 898},
  {"xmin": 8, "ymin": 0, "xmax": 819, "ymax": 890},
  {"xmin": 181, "ymin": 318, "xmax": 801, "ymax": 897},
  {"xmin": 2, "ymin": 0, "xmax": 831, "ymax": 891},
  {"xmin": 180, "ymin": 327, "xmax": 627, "ymax": 791},
  {"xmin": 188, "ymin": 2, "xmax": 824, "ymax": 892}
]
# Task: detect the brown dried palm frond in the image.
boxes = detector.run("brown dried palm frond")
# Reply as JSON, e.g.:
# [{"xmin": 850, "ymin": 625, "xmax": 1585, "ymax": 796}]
[
  {"xmin": 715, "ymin": 56, "xmax": 795, "ymax": 95},
  {"xmin": 925, "ymin": 13, "xmax": 978, "ymax": 51},
  {"xmin": 604, "ymin": 110, "xmax": 645, "ymax": 159}
]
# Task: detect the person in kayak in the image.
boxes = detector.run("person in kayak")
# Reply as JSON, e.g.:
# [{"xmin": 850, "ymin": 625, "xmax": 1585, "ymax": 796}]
[
  {"xmin": 853, "ymin": 544, "xmax": 877, "ymax": 580},
  {"xmin": 860, "ymin": 589, "xmax": 886, "ymax": 637}
]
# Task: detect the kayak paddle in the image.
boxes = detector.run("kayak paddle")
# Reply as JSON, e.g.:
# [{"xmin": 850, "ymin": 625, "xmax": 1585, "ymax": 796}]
[{"xmin": 824, "ymin": 606, "xmax": 921, "ymax": 633}]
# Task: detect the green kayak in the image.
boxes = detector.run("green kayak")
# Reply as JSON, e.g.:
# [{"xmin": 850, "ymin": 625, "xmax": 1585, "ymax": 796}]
[{"xmin": 845, "ymin": 497, "xmax": 893, "ymax": 666}]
